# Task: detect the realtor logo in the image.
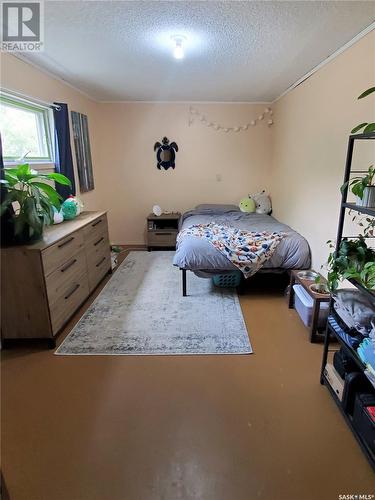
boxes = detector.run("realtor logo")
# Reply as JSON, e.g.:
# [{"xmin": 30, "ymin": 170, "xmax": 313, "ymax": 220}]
[{"xmin": 1, "ymin": 1, "xmax": 44, "ymax": 51}]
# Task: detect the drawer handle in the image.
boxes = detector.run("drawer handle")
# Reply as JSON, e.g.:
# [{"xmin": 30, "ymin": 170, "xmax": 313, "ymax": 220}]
[
  {"xmin": 61, "ymin": 258, "xmax": 77, "ymax": 273},
  {"xmin": 64, "ymin": 284, "xmax": 80, "ymax": 300},
  {"xmin": 94, "ymin": 236, "xmax": 104, "ymax": 246},
  {"xmin": 155, "ymin": 232, "xmax": 172, "ymax": 236},
  {"xmin": 92, "ymin": 219, "xmax": 102, "ymax": 227},
  {"xmin": 58, "ymin": 236, "xmax": 74, "ymax": 249},
  {"xmin": 96, "ymin": 256, "xmax": 106, "ymax": 268}
]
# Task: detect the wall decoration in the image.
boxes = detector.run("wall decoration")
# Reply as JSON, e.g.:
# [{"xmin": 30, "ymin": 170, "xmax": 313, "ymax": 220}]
[
  {"xmin": 71, "ymin": 111, "xmax": 95, "ymax": 192},
  {"xmin": 153, "ymin": 137, "xmax": 178, "ymax": 170},
  {"xmin": 188, "ymin": 106, "xmax": 274, "ymax": 132}
]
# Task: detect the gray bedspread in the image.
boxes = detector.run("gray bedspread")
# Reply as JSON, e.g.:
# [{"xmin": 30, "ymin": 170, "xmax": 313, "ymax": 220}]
[{"xmin": 173, "ymin": 206, "xmax": 311, "ymax": 274}]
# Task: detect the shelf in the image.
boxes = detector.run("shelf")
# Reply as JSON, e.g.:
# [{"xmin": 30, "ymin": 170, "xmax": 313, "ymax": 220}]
[
  {"xmin": 327, "ymin": 318, "xmax": 365, "ymax": 371},
  {"xmin": 348, "ymin": 279, "xmax": 375, "ymax": 302},
  {"xmin": 327, "ymin": 318, "xmax": 375, "ymax": 390},
  {"xmin": 350, "ymin": 132, "xmax": 375, "ymax": 140},
  {"xmin": 343, "ymin": 203, "xmax": 375, "ymax": 217},
  {"xmin": 322, "ymin": 373, "xmax": 375, "ymax": 469}
]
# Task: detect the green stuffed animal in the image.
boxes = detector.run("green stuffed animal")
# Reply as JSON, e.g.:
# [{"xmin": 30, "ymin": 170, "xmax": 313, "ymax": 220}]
[{"xmin": 239, "ymin": 196, "xmax": 256, "ymax": 213}]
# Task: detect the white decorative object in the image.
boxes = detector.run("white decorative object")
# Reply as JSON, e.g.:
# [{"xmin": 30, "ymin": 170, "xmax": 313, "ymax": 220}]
[
  {"xmin": 188, "ymin": 106, "xmax": 274, "ymax": 132},
  {"xmin": 53, "ymin": 208, "xmax": 64, "ymax": 224},
  {"xmin": 152, "ymin": 205, "xmax": 162, "ymax": 216}
]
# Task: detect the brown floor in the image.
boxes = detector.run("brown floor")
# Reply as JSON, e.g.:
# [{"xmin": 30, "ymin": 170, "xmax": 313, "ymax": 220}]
[{"xmin": 2, "ymin": 256, "xmax": 375, "ymax": 500}]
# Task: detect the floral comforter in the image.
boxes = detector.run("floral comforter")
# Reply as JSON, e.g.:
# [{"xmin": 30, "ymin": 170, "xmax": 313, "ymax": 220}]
[{"xmin": 177, "ymin": 222, "xmax": 284, "ymax": 278}]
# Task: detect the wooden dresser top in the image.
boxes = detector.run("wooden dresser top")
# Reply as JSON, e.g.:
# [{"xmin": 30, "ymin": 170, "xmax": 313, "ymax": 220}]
[{"xmin": 20, "ymin": 211, "xmax": 107, "ymax": 251}]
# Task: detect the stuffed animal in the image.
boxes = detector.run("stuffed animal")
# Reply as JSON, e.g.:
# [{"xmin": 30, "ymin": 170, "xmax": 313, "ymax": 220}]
[
  {"xmin": 239, "ymin": 196, "xmax": 256, "ymax": 213},
  {"xmin": 61, "ymin": 197, "xmax": 78, "ymax": 220},
  {"xmin": 53, "ymin": 207, "xmax": 64, "ymax": 224},
  {"xmin": 250, "ymin": 190, "xmax": 272, "ymax": 215}
]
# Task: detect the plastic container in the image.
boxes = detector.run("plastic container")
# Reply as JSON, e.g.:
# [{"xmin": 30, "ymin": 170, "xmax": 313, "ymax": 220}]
[
  {"xmin": 213, "ymin": 271, "xmax": 242, "ymax": 288},
  {"xmin": 293, "ymin": 284, "xmax": 329, "ymax": 328}
]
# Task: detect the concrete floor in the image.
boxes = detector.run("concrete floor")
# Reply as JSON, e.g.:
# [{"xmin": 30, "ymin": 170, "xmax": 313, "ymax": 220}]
[{"xmin": 2, "ymin": 260, "xmax": 374, "ymax": 500}]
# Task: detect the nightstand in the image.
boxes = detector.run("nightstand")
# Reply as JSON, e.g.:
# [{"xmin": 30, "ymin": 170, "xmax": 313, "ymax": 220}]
[{"xmin": 146, "ymin": 213, "xmax": 181, "ymax": 251}]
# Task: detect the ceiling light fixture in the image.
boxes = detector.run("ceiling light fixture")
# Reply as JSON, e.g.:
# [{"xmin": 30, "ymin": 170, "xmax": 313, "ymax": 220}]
[{"xmin": 171, "ymin": 35, "xmax": 186, "ymax": 60}]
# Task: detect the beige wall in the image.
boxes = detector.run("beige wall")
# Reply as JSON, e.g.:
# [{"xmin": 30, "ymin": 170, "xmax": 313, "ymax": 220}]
[
  {"xmin": 95, "ymin": 103, "xmax": 272, "ymax": 243},
  {"xmin": 270, "ymin": 31, "xmax": 375, "ymax": 272},
  {"xmin": 1, "ymin": 30, "xmax": 374, "ymax": 260}
]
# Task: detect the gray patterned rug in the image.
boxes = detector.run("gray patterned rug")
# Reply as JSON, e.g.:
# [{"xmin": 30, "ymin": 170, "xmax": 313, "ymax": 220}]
[{"xmin": 55, "ymin": 251, "xmax": 252, "ymax": 355}]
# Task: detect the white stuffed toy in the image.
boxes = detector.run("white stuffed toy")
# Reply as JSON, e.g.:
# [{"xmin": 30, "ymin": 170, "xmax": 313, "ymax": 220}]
[{"xmin": 250, "ymin": 190, "xmax": 272, "ymax": 215}]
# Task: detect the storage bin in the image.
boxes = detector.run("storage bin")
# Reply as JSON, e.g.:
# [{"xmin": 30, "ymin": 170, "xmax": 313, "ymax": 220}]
[
  {"xmin": 213, "ymin": 271, "xmax": 242, "ymax": 288},
  {"xmin": 353, "ymin": 393, "xmax": 375, "ymax": 455},
  {"xmin": 293, "ymin": 284, "xmax": 329, "ymax": 328}
]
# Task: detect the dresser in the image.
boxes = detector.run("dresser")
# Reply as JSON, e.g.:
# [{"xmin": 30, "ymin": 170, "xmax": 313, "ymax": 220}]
[{"xmin": 1, "ymin": 211, "xmax": 111, "ymax": 347}]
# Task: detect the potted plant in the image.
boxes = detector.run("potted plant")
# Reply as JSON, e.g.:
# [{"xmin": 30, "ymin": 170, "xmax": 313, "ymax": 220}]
[
  {"xmin": 0, "ymin": 163, "xmax": 71, "ymax": 244},
  {"xmin": 341, "ymin": 165, "xmax": 375, "ymax": 208},
  {"xmin": 325, "ymin": 236, "xmax": 375, "ymax": 292}
]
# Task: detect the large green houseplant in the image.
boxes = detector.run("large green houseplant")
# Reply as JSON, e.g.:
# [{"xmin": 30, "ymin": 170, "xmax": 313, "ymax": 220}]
[
  {"xmin": 0, "ymin": 163, "xmax": 71, "ymax": 244},
  {"xmin": 325, "ymin": 236, "xmax": 375, "ymax": 292}
]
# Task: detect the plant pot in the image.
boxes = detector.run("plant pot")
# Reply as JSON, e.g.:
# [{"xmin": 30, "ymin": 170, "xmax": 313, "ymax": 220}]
[
  {"xmin": 13, "ymin": 220, "xmax": 44, "ymax": 245},
  {"xmin": 309, "ymin": 283, "xmax": 330, "ymax": 295},
  {"xmin": 356, "ymin": 186, "xmax": 375, "ymax": 208}
]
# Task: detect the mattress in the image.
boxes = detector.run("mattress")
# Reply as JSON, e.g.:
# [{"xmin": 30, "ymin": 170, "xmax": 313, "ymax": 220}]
[{"xmin": 173, "ymin": 206, "xmax": 311, "ymax": 275}]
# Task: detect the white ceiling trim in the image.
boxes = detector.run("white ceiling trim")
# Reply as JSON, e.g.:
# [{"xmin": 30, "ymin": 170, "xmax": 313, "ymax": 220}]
[
  {"xmin": 100, "ymin": 100, "xmax": 272, "ymax": 105},
  {"xmin": 12, "ymin": 21, "xmax": 375, "ymax": 105},
  {"xmin": 13, "ymin": 53, "xmax": 99, "ymax": 102},
  {"xmin": 272, "ymin": 21, "xmax": 375, "ymax": 103}
]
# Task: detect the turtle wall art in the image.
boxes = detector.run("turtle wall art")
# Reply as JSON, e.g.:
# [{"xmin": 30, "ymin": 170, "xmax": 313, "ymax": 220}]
[{"xmin": 153, "ymin": 137, "xmax": 178, "ymax": 170}]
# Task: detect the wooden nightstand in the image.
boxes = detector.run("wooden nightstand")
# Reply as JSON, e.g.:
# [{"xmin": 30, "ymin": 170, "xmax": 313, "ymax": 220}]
[{"xmin": 146, "ymin": 213, "xmax": 181, "ymax": 251}]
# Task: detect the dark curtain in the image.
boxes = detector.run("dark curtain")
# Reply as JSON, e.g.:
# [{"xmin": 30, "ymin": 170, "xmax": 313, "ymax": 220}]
[
  {"xmin": 53, "ymin": 102, "xmax": 76, "ymax": 199},
  {"xmin": 0, "ymin": 133, "xmax": 15, "ymax": 246}
]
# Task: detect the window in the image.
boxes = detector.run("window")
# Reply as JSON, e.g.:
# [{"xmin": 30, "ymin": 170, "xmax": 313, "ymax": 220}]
[{"xmin": 0, "ymin": 94, "xmax": 54, "ymax": 166}]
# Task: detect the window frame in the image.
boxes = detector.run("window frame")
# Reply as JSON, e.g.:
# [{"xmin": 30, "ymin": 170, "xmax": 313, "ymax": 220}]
[{"xmin": 1, "ymin": 93, "xmax": 55, "ymax": 170}]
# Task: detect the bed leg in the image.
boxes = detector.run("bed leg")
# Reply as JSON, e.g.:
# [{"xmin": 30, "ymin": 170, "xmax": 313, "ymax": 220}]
[
  {"xmin": 182, "ymin": 269, "xmax": 187, "ymax": 296},
  {"xmin": 237, "ymin": 274, "xmax": 246, "ymax": 295}
]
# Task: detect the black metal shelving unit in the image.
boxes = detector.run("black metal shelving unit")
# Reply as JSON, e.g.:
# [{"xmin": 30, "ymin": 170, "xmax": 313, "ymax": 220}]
[{"xmin": 320, "ymin": 131, "xmax": 375, "ymax": 469}]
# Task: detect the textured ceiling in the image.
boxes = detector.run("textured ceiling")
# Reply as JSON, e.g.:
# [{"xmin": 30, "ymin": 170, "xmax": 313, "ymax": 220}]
[{"xmin": 22, "ymin": 1, "xmax": 374, "ymax": 102}]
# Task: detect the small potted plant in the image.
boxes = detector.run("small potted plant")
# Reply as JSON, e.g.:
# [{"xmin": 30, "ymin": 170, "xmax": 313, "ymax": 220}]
[
  {"xmin": 1, "ymin": 163, "xmax": 71, "ymax": 244},
  {"xmin": 341, "ymin": 165, "xmax": 375, "ymax": 208}
]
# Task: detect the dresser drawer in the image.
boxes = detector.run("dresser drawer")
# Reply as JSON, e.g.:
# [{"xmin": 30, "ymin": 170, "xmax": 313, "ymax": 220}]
[
  {"xmin": 88, "ymin": 253, "xmax": 111, "ymax": 292},
  {"xmin": 83, "ymin": 215, "xmax": 108, "ymax": 242},
  {"xmin": 42, "ymin": 231, "xmax": 84, "ymax": 276},
  {"xmin": 49, "ymin": 272, "xmax": 90, "ymax": 334},
  {"xmin": 45, "ymin": 249, "xmax": 87, "ymax": 305},
  {"xmin": 86, "ymin": 234, "xmax": 110, "ymax": 267},
  {"xmin": 148, "ymin": 230, "xmax": 178, "ymax": 246}
]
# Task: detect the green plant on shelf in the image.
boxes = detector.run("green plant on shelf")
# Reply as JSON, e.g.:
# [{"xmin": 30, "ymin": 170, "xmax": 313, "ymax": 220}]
[
  {"xmin": 348, "ymin": 210, "xmax": 374, "ymax": 238},
  {"xmin": 341, "ymin": 165, "xmax": 374, "ymax": 201},
  {"xmin": 0, "ymin": 163, "xmax": 71, "ymax": 243},
  {"xmin": 325, "ymin": 236, "xmax": 375, "ymax": 292},
  {"xmin": 351, "ymin": 86, "xmax": 375, "ymax": 134}
]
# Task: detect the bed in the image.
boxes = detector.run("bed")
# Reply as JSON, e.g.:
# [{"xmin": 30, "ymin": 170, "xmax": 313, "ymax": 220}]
[{"xmin": 173, "ymin": 204, "xmax": 311, "ymax": 295}]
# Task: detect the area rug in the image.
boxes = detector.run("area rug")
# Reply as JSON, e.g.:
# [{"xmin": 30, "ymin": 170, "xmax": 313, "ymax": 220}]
[{"xmin": 55, "ymin": 251, "xmax": 252, "ymax": 355}]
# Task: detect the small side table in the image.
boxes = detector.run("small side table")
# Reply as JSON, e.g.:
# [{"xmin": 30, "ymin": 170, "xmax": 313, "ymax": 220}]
[
  {"xmin": 146, "ymin": 213, "xmax": 181, "ymax": 251},
  {"xmin": 288, "ymin": 270, "xmax": 331, "ymax": 343}
]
